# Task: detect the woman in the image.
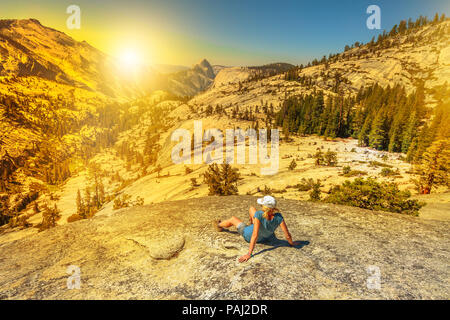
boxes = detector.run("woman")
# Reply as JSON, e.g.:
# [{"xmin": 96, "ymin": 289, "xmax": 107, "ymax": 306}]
[{"xmin": 215, "ymin": 195, "xmax": 297, "ymax": 263}]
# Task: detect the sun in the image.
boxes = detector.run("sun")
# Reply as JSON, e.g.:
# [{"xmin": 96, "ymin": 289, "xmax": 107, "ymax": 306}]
[{"xmin": 118, "ymin": 49, "xmax": 141, "ymax": 70}]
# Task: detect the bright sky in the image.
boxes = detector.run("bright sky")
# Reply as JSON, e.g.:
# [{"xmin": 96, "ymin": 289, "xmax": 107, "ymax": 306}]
[{"xmin": 1, "ymin": 0, "xmax": 449, "ymax": 67}]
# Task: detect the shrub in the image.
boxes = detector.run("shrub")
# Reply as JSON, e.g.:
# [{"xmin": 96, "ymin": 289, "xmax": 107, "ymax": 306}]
[
  {"xmin": 67, "ymin": 213, "xmax": 83, "ymax": 223},
  {"xmin": 325, "ymin": 178, "xmax": 424, "ymax": 215},
  {"xmin": 314, "ymin": 149, "xmax": 324, "ymax": 165},
  {"xmin": 341, "ymin": 166, "xmax": 368, "ymax": 177},
  {"xmin": 309, "ymin": 180, "xmax": 322, "ymax": 201},
  {"xmin": 203, "ymin": 163, "xmax": 240, "ymax": 196},
  {"xmin": 185, "ymin": 166, "xmax": 193, "ymax": 174},
  {"xmin": 37, "ymin": 203, "xmax": 61, "ymax": 231},
  {"xmin": 8, "ymin": 214, "xmax": 32, "ymax": 229},
  {"xmin": 342, "ymin": 170, "xmax": 367, "ymax": 177},
  {"xmin": 380, "ymin": 167, "xmax": 399, "ymax": 177},
  {"xmin": 324, "ymin": 150, "xmax": 338, "ymax": 166},
  {"xmin": 263, "ymin": 185, "xmax": 273, "ymax": 195},
  {"xmin": 190, "ymin": 178, "xmax": 199, "ymax": 187},
  {"xmin": 296, "ymin": 178, "xmax": 315, "ymax": 191},
  {"xmin": 113, "ymin": 194, "xmax": 144, "ymax": 210},
  {"xmin": 134, "ymin": 196, "xmax": 144, "ymax": 206},
  {"xmin": 113, "ymin": 194, "xmax": 132, "ymax": 210},
  {"xmin": 288, "ymin": 159, "xmax": 297, "ymax": 171},
  {"xmin": 369, "ymin": 161, "xmax": 393, "ymax": 168}
]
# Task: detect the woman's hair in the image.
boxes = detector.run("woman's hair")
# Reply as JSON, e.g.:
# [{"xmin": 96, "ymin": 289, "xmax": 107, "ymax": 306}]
[{"xmin": 261, "ymin": 205, "xmax": 278, "ymax": 220}]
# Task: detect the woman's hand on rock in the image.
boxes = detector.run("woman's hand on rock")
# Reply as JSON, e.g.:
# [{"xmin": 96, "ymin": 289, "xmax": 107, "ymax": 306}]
[{"xmin": 239, "ymin": 253, "xmax": 251, "ymax": 263}]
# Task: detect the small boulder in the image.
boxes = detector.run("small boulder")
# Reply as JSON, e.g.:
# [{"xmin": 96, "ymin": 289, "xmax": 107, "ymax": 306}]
[
  {"xmin": 148, "ymin": 235, "xmax": 185, "ymax": 260},
  {"xmin": 128, "ymin": 234, "xmax": 185, "ymax": 260}
]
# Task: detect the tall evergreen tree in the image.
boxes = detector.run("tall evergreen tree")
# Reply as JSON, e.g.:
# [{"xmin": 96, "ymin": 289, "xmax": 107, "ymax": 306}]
[
  {"xmin": 416, "ymin": 139, "xmax": 449, "ymax": 194},
  {"xmin": 369, "ymin": 111, "xmax": 386, "ymax": 150}
]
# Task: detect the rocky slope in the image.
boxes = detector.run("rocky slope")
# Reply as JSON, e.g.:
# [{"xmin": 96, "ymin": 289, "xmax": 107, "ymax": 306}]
[
  {"xmin": 0, "ymin": 196, "xmax": 448, "ymax": 299},
  {"xmin": 192, "ymin": 20, "xmax": 450, "ymax": 111}
]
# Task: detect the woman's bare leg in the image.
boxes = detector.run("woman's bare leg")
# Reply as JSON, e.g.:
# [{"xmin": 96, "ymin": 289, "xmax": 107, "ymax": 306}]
[
  {"xmin": 218, "ymin": 216, "xmax": 243, "ymax": 229},
  {"xmin": 248, "ymin": 206, "xmax": 257, "ymax": 225}
]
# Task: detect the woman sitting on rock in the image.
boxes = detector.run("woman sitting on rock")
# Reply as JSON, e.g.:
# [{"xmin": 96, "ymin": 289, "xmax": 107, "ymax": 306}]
[{"xmin": 215, "ymin": 195, "xmax": 297, "ymax": 263}]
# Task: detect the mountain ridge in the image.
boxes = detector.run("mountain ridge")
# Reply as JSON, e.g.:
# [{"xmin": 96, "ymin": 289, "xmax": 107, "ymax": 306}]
[
  {"xmin": 0, "ymin": 19, "xmax": 220, "ymax": 98},
  {"xmin": 0, "ymin": 19, "xmax": 140, "ymax": 98},
  {"xmin": 193, "ymin": 19, "xmax": 450, "ymax": 110}
]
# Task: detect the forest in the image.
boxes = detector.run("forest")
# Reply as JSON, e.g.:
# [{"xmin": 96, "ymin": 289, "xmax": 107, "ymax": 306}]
[{"xmin": 275, "ymin": 82, "xmax": 450, "ymax": 194}]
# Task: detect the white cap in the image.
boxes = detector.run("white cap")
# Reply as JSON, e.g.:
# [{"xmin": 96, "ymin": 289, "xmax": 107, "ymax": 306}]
[{"xmin": 257, "ymin": 195, "xmax": 276, "ymax": 208}]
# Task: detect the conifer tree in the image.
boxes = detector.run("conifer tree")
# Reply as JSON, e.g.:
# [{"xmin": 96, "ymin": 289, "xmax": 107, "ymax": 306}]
[
  {"xmin": 220, "ymin": 163, "xmax": 240, "ymax": 195},
  {"xmin": 369, "ymin": 112, "xmax": 386, "ymax": 150},
  {"xmin": 203, "ymin": 164, "xmax": 240, "ymax": 196},
  {"xmin": 76, "ymin": 189, "xmax": 83, "ymax": 216},
  {"xmin": 416, "ymin": 139, "xmax": 449, "ymax": 194},
  {"xmin": 401, "ymin": 112, "xmax": 417, "ymax": 153},
  {"xmin": 314, "ymin": 148, "xmax": 325, "ymax": 166}
]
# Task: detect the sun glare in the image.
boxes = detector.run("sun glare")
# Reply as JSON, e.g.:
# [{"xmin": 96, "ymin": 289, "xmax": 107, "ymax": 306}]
[{"xmin": 118, "ymin": 49, "xmax": 141, "ymax": 70}]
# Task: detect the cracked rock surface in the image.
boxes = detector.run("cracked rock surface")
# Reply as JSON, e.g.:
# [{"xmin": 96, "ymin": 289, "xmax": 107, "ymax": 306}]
[{"xmin": 0, "ymin": 196, "xmax": 448, "ymax": 299}]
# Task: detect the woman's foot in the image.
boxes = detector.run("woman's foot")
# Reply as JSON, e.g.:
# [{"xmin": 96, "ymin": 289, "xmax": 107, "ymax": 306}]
[{"xmin": 213, "ymin": 219, "xmax": 224, "ymax": 232}]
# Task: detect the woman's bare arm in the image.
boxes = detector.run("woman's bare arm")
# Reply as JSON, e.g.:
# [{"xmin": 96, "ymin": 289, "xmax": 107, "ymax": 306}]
[
  {"xmin": 280, "ymin": 220, "xmax": 295, "ymax": 246},
  {"xmin": 239, "ymin": 218, "xmax": 260, "ymax": 262}
]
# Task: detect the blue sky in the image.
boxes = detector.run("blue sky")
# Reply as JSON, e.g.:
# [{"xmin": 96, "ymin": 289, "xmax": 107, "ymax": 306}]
[{"xmin": 1, "ymin": 0, "xmax": 449, "ymax": 66}]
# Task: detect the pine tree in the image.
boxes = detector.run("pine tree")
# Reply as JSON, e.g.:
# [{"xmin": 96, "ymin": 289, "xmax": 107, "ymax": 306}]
[
  {"xmin": 203, "ymin": 163, "xmax": 223, "ymax": 195},
  {"xmin": 401, "ymin": 112, "xmax": 417, "ymax": 153},
  {"xmin": 312, "ymin": 92, "xmax": 325, "ymax": 133},
  {"xmin": 203, "ymin": 164, "xmax": 240, "ymax": 196},
  {"xmin": 314, "ymin": 148, "xmax": 325, "ymax": 166},
  {"xmin": 433, "ymin": 13, "xmax": 439, "ymax": 24},
  {"xmin": 220, "ymin": 164, "xmax": 240, "ymax": 195},
  {"xmin": 324, "ymin": 150, "xmax": 338, "ymax": 166},
  {"xmin": 282, "ymin": 120, "xmax": 290, "ymax": 141},
  {"xmin": 416, "ymin": 139, "xmax": 449, "ymax": 194},
  {"xmin": 358, "ymin": 117, "xmax": 372, "ymax": 147},
  {"xmin": 39, "ymin": 203, "xmax": 61, "ymax": 231},
  {"xmin": 83, "ymin": 189, "xmax": 91, "ymax": 218},
  {"xmin": 369, "ymin": 112, "xmax": 386, "ymax": 150}
]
